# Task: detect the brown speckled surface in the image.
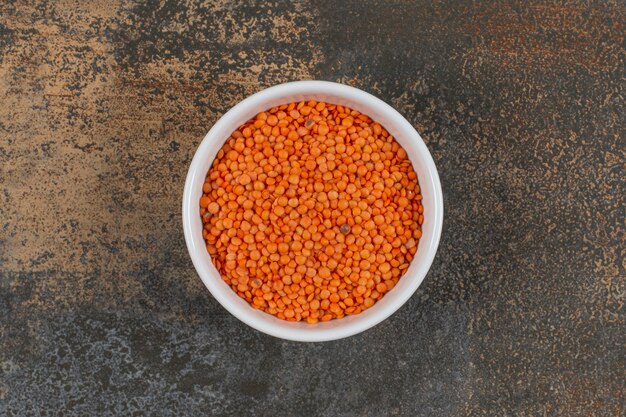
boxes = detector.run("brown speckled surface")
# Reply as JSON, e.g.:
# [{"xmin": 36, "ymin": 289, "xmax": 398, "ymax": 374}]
[{"xmin": 1, "ymin": 1, "xmax": 624, "ymax": 416}]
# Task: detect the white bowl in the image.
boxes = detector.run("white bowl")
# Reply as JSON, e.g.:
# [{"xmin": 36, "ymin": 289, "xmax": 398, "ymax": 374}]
[{"xmin": 183, "ymin": 81, "xmax": 443, "ymax": 342}]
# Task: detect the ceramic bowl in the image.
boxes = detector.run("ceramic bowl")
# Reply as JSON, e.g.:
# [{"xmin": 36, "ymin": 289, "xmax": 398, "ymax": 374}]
[{"xmin": 183, "ymin": 81, "xmax": 443, "ymax": 342}]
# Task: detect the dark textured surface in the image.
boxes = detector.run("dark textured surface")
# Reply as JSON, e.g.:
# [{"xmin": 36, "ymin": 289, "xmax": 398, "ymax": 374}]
[{"xmin": 1, "ymin": 1, "xmax": 624, "ymax": 416}]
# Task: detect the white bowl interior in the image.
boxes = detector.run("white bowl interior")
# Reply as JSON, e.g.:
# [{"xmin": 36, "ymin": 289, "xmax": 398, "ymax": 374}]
[{"xmin": 183, "ymin": 81, "xmax": 443, "ymax": 342}]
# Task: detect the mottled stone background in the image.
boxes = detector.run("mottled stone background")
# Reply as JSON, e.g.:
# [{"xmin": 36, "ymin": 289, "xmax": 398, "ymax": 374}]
[{"xmin": 1, "ymin": 0, "xmax": 624, "ymax": 416}]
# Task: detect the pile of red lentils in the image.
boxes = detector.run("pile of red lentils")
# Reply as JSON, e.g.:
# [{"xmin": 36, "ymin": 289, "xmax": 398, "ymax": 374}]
[{"xmin": 200, "ymin": 101, "xmax": 423, "ymax": 323}]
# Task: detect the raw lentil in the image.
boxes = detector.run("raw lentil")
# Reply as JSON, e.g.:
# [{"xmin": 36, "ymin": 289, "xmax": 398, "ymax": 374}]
[{"xmin": 200, "ymin": 101, "xmax": 423, "ymax": 322}]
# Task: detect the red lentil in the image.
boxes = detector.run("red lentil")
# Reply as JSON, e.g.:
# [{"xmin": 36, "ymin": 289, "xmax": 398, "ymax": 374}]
[{"xmin": 200, "ymin": 101, "xmax": 422, "ymax": 322}]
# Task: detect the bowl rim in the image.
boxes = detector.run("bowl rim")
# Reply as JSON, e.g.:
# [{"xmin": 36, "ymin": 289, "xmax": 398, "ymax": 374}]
[{"xmin": 183, "ymin": 80, "xmax": 443, "ymax": 341}]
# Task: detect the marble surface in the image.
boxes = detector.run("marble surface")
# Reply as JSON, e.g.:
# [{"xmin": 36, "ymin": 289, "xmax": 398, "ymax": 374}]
[{"xmin": 1, "ymin": 1, "xmax": 624, "ymax": 416}]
